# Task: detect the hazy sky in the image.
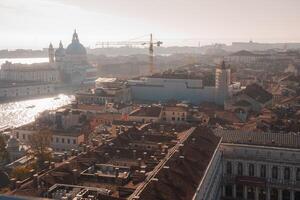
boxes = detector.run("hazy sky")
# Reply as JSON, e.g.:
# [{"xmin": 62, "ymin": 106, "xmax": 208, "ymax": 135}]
[{"xmin": 0, "ymin": 0, "xmax": 300, "ymax": 49}]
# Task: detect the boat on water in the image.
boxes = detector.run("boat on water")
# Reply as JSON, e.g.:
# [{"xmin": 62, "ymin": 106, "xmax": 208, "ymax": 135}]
[
  {"xmin": 26, "ymin": 105, "xmax": 35, "ymax": 109},
  {"xmin": 54, "ymin": 97, "xmax": 60, "ymax": 100}
]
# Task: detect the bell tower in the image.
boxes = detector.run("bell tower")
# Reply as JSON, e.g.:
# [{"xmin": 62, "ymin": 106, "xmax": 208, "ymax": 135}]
[
  {"xmin": 215, "ymin": 60, "xmax": 231, "ymax": 105},
  {"xmin": 48, "ymin": 43, "xmax": 55, "ymax": 63}
]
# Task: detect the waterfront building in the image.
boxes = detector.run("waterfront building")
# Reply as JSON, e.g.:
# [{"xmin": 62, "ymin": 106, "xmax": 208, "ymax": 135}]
[
  {"xmin": 0, "ymin": 62, "xmax": 60, "ymax": 83},
  {"xmin": 0, "ymin": 80, "xmax": 55, "ymax": 100}
]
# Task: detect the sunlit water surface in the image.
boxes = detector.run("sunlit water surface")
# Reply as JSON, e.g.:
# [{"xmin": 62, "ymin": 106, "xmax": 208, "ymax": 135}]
[
  {"xmin": 0, "ymin": 57, "xmax": 48, "ymax": 66},
  {"xmin": 0, "ymin": 94, "xmax": 73, "ymax": 129}
]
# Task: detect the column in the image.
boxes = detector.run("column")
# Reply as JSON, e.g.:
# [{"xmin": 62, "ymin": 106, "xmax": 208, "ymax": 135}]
[
  {"xmin": 278, "ymin": 189, "xmax": 282, "ymax": 200},
  {"xmin": 266, "ymin": 187, "xmax": 271, "ymax": 200},
  {"xmin": 255, "ymin": 187, "xmax": 259, "ymax": 200},
  {"xmin": 280, "ymin": 166, "xmax": 284, "ymax": 182},
  {"xmin": 244, "ymin": 185, "xmax": 248, "ymax": 200},
  {"xmin": 291, "ymin": 190, "xmax": 294, "ymax": 200},
  {"xmin": 233, "ymin": 184, "xmax": 237, "ymax": 198},
  {"xmin": 257, "ymin": 163, "xmax": 260, "ymax": 177}
]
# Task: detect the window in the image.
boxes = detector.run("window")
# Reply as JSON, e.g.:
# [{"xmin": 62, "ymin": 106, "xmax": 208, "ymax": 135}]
[
  {"xmin": 296, "ymin": 168, "xmax": 300, "ymax": 181},
  {"xmin": 249, "ymin": 163, "xmax": 255, "ymax": 176},
  {"xmin": 284, "ymin": 167, "xmax": 290, "ymax": 180},
  {"xmin": 238, "ymin": 162, "xmax": 243, "ymax": 176},
  {"xmin": 236, "ymin": 185, "xmax": 243, "ymax": 198},
  {"xmin": 67, "ymin": 139, "xmax": 70, "ymax": 144},
  {"xmin": 172, "ymin": 117, "xmax": 175, "ymax": 121},
  {"xmin": 226, "ymin": 161, "xmax": 232, "ymax": 175},
  {"xmin": 260, "ymin": 165, "xmax": 266, "ymax": 178},
  {"xmin": 282, "ymin": 190, "xmax": 290, "ymax": 200},
  {"xmin": 225, "ymin": 185, "xmax": 233, "ymax": 197},
  {"xmin": 73, "ymin": 139, "xmax": 76, "ymax": 144},
  {"xmin": 22, "ymin": 134, "xmax": 25, "ymax": 140},
  {"xmin": 272, "ymin": 166, "xmax": 278, "ymax": 179},
  {"xmin": 16, "ymin": 132, "xmax": 19, "ymax": 139},
  {"xmin": 62, "ymin": 138, "xmax": 65, "ymax": 143}
]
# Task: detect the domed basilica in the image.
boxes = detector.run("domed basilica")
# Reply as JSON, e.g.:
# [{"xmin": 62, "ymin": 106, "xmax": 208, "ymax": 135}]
[{"xmin": 48, "ymin": 30, "xmax": 97, "ymax": 84}]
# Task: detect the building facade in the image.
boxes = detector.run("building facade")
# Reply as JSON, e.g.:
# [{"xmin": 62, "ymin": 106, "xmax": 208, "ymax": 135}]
[{"xmin": 129, "ymin": 61, "xmax": 236, "ymax": 105}]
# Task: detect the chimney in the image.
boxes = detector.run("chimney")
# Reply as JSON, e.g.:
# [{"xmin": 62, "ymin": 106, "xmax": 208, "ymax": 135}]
[
  {"xmin": 10, "ymin": 178, "xmax": 16, "ymax": 190},
  {"xmin": 72, "ymin": 169, "xmax": 79, "ymax": 184},
  {"xmin": 44, "ymin": 161, "xmax": 50, "ymax": 169},
  {"xmin": 16, "ymin": 181, "xmax": 22, "ymax": 189},
  {"xmin": 115, "ymin": 167, "xmax": 119, "ymax": 179},
  {"xmin": 137, "ymin": 158, "xmax": 142, "ymax": 168},
  {"xmin": 33, "ymin": 174, "xmax": 39, "ymax": 188},
  {"xmin": 116, "ymin": 150, "xmax": 120, "ymax": 159},
  {"xmin": 179, "ymin": 144, "xmax": 184, "ymax": 156},
  {"xmin": 50, "ymin": 162, "xmax": 55, "ymax": 169},
  {"xmin": 64, "ymin": 152, "xmax": 68, "ymax": 160},
  {"xmin": 192, "ymin": 137, "xmax": 196, "ymax": 144},
  {"xmin": 71, "ymin": 149, "xmax": 75, "ymax": 156},
  {"xmin": 143, "ymin": 152, "xmax": 147, "ymax": 160}
]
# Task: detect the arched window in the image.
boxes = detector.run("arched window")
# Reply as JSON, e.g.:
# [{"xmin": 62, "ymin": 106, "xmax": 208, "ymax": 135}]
[
  {"xmin": 270, "ymin": 188, "xmax": 278, "ymax": 200},
  {"xmin": 226, "ymin": 161, "xmax": 232, "ymax": 175},
  {"xmin": 225, "ymin": 185, "xmax": 233, "ymax": 197},
  {"xmin": 260, "ymin": 164, "xmax": 266, "ymax": 178},
  {"xmin": 284, "ymin": 167, "xmax": 290, "ymax": 180},
  {"xmin": 296, "ymin": 168, "xmax": 300, "ymax": 181},
  {"xmin": 282, "ymin": 190, "xmax": 290, "ymax": 200},
  {"xmin": 272, "ymin": 166, "xmax": 278, "ymax": 179},
  {"xmin": 249, "ymin": 164, "xmax": 255, "ymax": 176},
  {"xmin": 238, "ymin": 162, "xmax": 243, "ymax": 176}
]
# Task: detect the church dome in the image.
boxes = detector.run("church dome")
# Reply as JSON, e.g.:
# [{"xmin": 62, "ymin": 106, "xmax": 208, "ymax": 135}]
[{"xmin": 65, "ymin": 30, "xmax": 87, "ymax": 55}]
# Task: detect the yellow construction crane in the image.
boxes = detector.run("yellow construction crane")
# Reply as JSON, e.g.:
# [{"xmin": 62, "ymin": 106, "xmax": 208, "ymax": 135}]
[{"xmin": 96, "ymin": 34, "xmax": 162, "ymax": 75}]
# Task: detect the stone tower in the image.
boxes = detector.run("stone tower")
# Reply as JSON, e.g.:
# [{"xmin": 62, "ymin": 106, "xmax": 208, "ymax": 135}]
[
  {"xmin": 215, "ymin": 60, "xmax": 231, "ymax": 105},
  {"xmin": 48, "ymin": 43, "xmax": 55, "ymax": 63}
]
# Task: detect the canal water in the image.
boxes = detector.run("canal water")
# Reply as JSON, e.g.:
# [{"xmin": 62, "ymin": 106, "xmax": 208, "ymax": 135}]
[
  {"xmin": 0, "ymin": 57, "xmax": 74, "ymax": 129},
  {"xmin": 0, "ymin": 94, "xmax": 73, "ymax": 129}
]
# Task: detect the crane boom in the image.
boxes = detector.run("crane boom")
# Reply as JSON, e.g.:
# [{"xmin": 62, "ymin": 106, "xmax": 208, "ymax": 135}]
[{"xmin": 96, "ymin": 34, "xmax": 162, "ymax": 75}]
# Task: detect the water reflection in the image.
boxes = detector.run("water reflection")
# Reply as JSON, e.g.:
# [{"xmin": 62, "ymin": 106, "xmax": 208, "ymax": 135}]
[{"xmin": 0, "ymin": 94, "xmax": 73, "ymax": 129}]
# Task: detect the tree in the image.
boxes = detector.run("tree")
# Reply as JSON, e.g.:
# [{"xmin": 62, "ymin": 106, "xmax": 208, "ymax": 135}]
[
  {"xmin": 11, "ymin": 166, "xmax": 31, "ymax": 181},
  {"xmin": 28, "ymin": 130, "xmax": 52, "ymax": 169},
  {"xmin": 0, "ymin": 135, "xmax": 9, "ymax": 164}
]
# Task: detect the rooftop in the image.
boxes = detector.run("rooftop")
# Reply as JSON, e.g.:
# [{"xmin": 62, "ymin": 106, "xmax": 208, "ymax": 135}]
[
  {"xmin": 214, "ymin": 129, "xmax": 300, "ymax": 149},
  {"xmin": 9, "ymin": 124, "xmax": 219, "ymax": 200},
  {"xmin": 242, "ymin": 83, "xmax": 273, "ymax": 104},
  {"xmin": 129, "ymin": 106, "xmax": 162, "ymax": 118}
]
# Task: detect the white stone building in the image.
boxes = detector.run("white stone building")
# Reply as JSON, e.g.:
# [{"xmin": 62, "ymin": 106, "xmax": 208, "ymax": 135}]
[
  {"xmin": 0, "ymin": 81, "xmax": 55, "ymax": 99},
  {"xmin": 215, "ymin": 130, "xmax": 300, "ymax": 200}
]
